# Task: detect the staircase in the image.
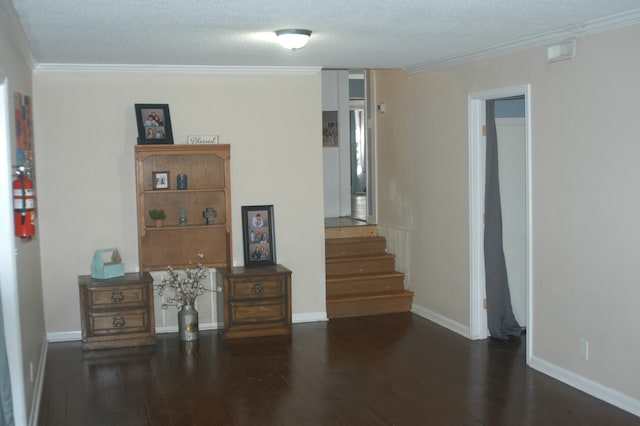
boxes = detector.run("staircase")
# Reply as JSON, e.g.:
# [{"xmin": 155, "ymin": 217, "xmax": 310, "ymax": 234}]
[{"xmin": 325, "ymin": 224, "xmax": 413, "ymax": 319}]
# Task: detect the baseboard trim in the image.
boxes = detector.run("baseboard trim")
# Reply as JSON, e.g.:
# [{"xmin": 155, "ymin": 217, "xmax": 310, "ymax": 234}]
[
  {"xmin": 28, "ymin": 337, "xmax": 47, "ymax": 426},
  {"xmin": 529, "ymin": 355, "xmax": 640, "ymax": 417},
  {"xmin": 46, "ymin": 331, "xmax": 81, "ymax": 342},
  {"xmin": 411, "ymin": 303, "xmax": 470, "ymax": 338},
  {"xmin": 155, "ymin": 322, "xmax": 221, "ymax": 334},
  {"xmin": 293, "ymin": 312, "xmax": 328, "ymax": 323}
]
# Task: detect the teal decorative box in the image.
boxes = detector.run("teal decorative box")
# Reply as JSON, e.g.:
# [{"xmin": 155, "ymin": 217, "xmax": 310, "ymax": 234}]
[{"xmin": 91, "ymin": 248, "xmax": 125, "ymax": 279}]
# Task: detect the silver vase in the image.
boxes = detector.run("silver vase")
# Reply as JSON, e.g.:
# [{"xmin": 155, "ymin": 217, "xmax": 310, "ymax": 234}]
[{"xmin": 178, "ymin": 304, "xmax": 199, "ymax": 341}]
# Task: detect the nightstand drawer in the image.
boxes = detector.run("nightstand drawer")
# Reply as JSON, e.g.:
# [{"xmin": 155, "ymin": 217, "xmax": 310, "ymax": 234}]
[
  {"xmin": 86, "ymin": 286, "xmax": 147, "ymax": 309},
  {"xmin": 230, "ymin": 300, "xmax": 287, "ymax": 325},
  {"xmin": 87, "ymin": 309, "xmax": 150, "ymax": 336},
  {"xmin": 229, "ymin": 277, "xmax": 285, "ymax": 300}
]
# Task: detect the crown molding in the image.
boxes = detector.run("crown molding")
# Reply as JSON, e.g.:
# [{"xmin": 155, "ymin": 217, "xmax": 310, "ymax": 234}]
[
  {"xmin": 33, "ymin": 63, "xmax": 322, "ymax": 75},
  {"xmin": 406, "ymin": 8, "xmax": 640, "ymax": 74}
]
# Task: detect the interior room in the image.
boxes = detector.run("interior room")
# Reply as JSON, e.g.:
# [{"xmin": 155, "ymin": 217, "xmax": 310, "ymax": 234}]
[{"xmin": 1, "ymin": 1, "xmax": 640, "ymax": 424}]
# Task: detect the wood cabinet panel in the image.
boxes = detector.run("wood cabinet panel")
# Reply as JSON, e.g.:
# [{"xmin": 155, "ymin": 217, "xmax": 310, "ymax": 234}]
[
  {"xmin": 139, "ymin": 226, "xmax": 228, "ymax": 271},
  {"xmin": 230, "ymin": 300, "xmax": 288, "ymax": 325}
]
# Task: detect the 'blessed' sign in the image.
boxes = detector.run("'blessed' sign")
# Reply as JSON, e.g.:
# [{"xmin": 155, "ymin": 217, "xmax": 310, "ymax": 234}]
[{"xmin": 187, "ymin": 135, "xmax": 219, "ymax": 144}]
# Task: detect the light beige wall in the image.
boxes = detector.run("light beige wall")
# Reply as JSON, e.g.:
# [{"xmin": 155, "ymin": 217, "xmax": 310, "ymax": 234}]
[
  {"xmin": 371, "ymin": 70, "xmax": 414, "ymax": 287},
  {"xmin": 373, "ymin": 69, "xmax": 413, "ymax": 230},
  {"xmin": 407, "ymin": 69, "xmax": 474, "ymax": 325},
  {"xmin": 33, "ymin": 70, "xmax": 325, "ymax": 334},
  {"xmin": 400, "ymin": 23, "xmax": 640, "ymax": 402},
  {"xmin": 0, "ymin": 3, "xmax": 46, "ymax": 424}
]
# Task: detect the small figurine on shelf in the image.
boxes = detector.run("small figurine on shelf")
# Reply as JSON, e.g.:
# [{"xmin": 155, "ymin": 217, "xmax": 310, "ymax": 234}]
[
  {"xmin": 203, "ymin": 207, "xmax": 216, "ymax": 225},
  {"xmin": 149, "ymin": 209, "xmax": 166, "ymax": 228},
  {"xmin": 178, "ymin": 208, "xmax": 187, "ymax": 226}
]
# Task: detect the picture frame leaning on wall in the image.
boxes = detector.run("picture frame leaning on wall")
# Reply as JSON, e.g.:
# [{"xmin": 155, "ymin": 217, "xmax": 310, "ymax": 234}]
[
  {"xmin": 135, "ymin": 103, "xmax": 174, "ymax": 144},
  {"xmin": 241, "ymin": 205, "xmax": 276, "ymax": 267}
]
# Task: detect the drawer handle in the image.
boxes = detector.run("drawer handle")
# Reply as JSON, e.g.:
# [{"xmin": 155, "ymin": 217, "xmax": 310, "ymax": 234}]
[
  {"xmin": 252, "ymin": 283, "xmax": 264, "ymax": 295},
  {"xmin": 111, "ymin": 291, "xmax": 124, "ymax": 303},
  {"xmin": 113, "ymin": 316, "xmax": 126, "ymax": 328}
]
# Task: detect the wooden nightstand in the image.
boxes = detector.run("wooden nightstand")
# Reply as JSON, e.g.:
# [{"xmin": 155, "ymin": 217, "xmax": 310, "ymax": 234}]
[
  {"xmin": 216, "ymin": 265, "xmax": 292, "ymax": 339},
  {"xmin": 78, "ymin": 272, "xmax": 156, "ymax": 350}
]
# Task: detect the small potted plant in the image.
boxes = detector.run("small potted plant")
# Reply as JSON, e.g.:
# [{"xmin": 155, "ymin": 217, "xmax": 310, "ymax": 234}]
[{"xmin": 149, "ymin": 209, "xmax": 166, "ymax": 227}]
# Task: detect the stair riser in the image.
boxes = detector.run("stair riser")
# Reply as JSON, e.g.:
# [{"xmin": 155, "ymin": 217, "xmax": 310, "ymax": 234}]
[
  {"xmin": 327, "ymin": 295, "xmax": 413, "ymax": 319},
  {"xmin": 327, "ymin": 276, "xmax": 405, "ymax": 297},
  {"xmin": 326, "ymin": 258, "xmax": 396, "ymax": 276},
  {"xmin": 326, "ymin": 240, "xmax": 387, "ymax": 258},
  {"xmin": 325, "ymin": 226, "xmax": 377, "ymax": 239}
]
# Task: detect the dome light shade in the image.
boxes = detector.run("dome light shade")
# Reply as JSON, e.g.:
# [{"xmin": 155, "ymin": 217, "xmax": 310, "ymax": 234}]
[{"xmin": 275, "ymin": 29, "xmax": 312, "ymax": 50}]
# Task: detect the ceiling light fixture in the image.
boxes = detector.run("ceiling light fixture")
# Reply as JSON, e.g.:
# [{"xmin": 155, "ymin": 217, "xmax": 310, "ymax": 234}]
[{"xmin": 275, "ymin": 29, "xmax": 312, "ymax": 50}]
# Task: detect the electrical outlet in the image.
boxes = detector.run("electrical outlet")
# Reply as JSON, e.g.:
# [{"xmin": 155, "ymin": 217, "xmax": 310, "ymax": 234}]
[{"xmin": 580, "ymin": 339, "xmax": 589, "ymax": 360}]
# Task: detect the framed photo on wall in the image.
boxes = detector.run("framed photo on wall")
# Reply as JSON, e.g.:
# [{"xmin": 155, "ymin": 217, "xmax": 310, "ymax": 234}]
[
  {"xmin": 241, "ymin": 205, "xmax": 276, "ymax": 267},
  {"xmin": 322, "ymin": 110, "xmax": 338, "ymax": 147},
  {"xmin": 135, "ymin": 103, "xmax": 174, "ymax": 144}
]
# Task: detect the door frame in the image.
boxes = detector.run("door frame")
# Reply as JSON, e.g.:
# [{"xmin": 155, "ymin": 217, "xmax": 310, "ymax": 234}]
[
  {"xmin": 468, "ymin": 84, "xmax": 532, "ymax": 363},
  {"xmin": 365, "ymin": 69, "xmax": 377, "ymax": 224},
  {"xmin": 0, "ymin": 73, "xmax": 27, "ymax": 425}
]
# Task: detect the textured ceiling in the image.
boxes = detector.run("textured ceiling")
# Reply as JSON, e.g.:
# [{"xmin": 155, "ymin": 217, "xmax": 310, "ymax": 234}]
[{"xmin": 8, "ymin": 0, "xmax": 640, "ymax": 71}]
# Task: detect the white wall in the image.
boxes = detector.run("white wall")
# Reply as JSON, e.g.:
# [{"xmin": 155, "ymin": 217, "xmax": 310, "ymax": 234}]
[
  {"xmin": 33, "ymin": 69, "xmax": 327, "ymax": 335},
  {"xmin": 375, "ymin": 23, "xmax": 640, "ymax": 411},
  {"xmin": 0, "ymin": 3, "xmax": 46, "ymax": 425}
]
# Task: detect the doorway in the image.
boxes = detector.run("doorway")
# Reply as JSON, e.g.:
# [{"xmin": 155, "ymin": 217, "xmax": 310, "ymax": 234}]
[
  {"xmin": 322, "ymin": 70, "xmax": 373, "ymax": 224},
  {"xmin": 468, "ymin": 85, "xmax": 532, "ymax": 362},
  {"xmin": 349, "ymin": 71, "xmax": 367, "ymax": 222},
  {"xmin": 495, "ymin": 108, "xmax": 526, "ymax": 328}
]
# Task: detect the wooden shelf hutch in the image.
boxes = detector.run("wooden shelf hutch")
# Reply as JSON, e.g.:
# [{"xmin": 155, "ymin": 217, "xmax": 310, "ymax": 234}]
[{"xmin": 134, "ymin": 144, "xmax": 232, "ymax": 271}]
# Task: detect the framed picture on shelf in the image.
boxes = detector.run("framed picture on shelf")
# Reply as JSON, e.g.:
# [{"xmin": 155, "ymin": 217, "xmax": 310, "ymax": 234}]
[
  {"xmin": 135, "ymin": 103, "xmax": 174, "ymax": 144},
  {"xmin": 241, "ymin": 205, "xmax": 276, "ymax": 267},
  {"xmin": 152, "ymin": 171, "xmax": 170, "ymax": 190}
]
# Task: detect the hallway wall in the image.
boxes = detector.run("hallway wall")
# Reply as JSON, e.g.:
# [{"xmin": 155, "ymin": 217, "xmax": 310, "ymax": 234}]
[
  {"xmin": 0, "ymin": 3, "xmax": 47, "ymax": 424},
  {"xmin": 375, "ymin": 22, "xmax": 640, "ymax": 412}
]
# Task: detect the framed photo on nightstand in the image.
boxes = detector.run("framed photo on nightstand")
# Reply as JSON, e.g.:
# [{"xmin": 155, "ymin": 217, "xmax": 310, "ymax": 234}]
[{"xmin": 241, "ymin": 205, "xmax": 276, "ymax": 266}]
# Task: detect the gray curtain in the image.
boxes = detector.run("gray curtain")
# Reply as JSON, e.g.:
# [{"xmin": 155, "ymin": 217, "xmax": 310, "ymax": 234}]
[{"xmin": 484, "ymin": 100, "xmax": 521, "ymax": 340}]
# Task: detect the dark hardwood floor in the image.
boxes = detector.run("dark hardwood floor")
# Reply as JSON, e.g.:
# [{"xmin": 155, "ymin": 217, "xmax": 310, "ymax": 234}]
[{"xmin": 38, "ymin": 313, "xmax": 638, "ymax": 425}]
